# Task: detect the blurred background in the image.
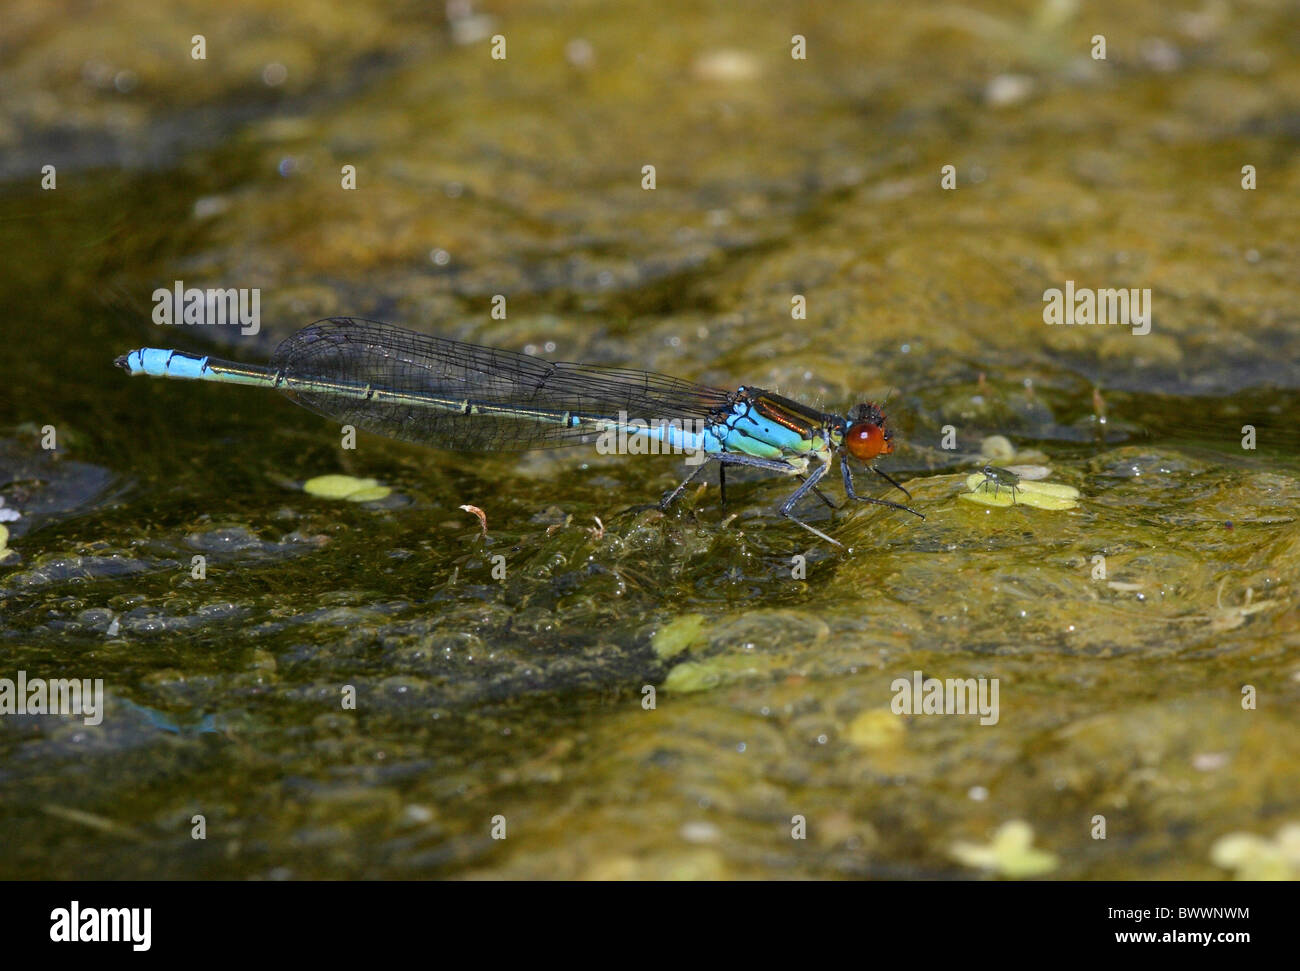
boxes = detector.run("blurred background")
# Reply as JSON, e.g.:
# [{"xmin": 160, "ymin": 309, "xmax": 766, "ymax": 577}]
[{"xmin": 1, "ymin": 0, "xmax": 1298, "ymax": 879}]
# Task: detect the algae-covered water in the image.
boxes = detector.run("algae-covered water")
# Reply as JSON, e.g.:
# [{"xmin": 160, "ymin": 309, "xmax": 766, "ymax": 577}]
[{"xmin": 2, "ymin": 0, "xmax": 1298, "ymax": 879}]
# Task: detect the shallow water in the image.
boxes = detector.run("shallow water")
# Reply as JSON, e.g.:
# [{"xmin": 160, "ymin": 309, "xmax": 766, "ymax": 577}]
[{"xmin": 2, "ymin": 0, "xmax": 1298, "ymax": 879}]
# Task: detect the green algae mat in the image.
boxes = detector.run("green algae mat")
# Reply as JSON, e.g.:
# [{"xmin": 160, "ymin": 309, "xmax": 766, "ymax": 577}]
[{"xmin": 1, "ymin": 0, "xmax": 1298, "ymax": 880}]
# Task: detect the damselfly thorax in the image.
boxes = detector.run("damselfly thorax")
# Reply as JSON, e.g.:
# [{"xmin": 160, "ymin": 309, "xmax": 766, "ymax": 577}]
[
  {"xmin": 713, "ymin": 388, "xmax": 836, "ymax": 463},
  {"xmin": 657, "ymin": 387, "xmax": 920, "ymax": 546}
]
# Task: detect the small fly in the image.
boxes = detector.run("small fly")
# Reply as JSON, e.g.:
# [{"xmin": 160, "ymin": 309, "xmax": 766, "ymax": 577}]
[{"xmin": 971, "ymin": 464, "xmax": 1022, "ymax": 503}]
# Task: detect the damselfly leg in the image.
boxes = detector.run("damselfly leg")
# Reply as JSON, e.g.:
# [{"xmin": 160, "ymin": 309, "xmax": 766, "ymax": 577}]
[
  {"xmin": 658, "ymin": 459, "xmax": 712, "ymax": 511},
  {"xmin": 657, "ymin": 452, "xmax": 842, "ymax": 546},
  {"xmin": 776, "ymin": 460, "xmax": 842, "ymax": 547},
  {"xmin": 842, "ymin": 459, "xmax": 925, "ymax": 519},
  {"xmin": 870, "ymin": 465, "xmax": 914, "ymax": 502}
]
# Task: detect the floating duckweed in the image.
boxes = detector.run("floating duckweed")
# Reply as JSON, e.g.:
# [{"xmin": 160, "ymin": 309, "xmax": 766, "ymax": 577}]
[
  {"xmin": 845, "ymin": 708, "xmax": 905, "ymax": 752},
  {"xmin": 950, "ymin": 820, "xmax": 1059, "ymax": 877},
  {"xmin": 978, "ymin": 436, "xmax": 1049, "ymax": 466},
  {"xmin": 961, "ymin": 473, "xmax": 1080, "ymax": 510},
  {"xmin": 663, "ymin": 660, "xmax": 723, "ymax": 693},
  {"xmin": 303, "ymin": 475, "xmax": 392, "ymax": 502},
  {"xmin": 979, "ymin": 435, "xmax": 1017, "ymax": 463},
  {"xmin": 1210, "ymin": 823, "xmax": 1300, "ymax": 880},
  {"xmin": 663, "ymin": 654, "xmax": 768, "ymax": 693},
  {"xmin": 347, "ymin": 486, "xmax": 393, "ymax": 502},
  {"xmin": 653, "ymin": 613, "xmax": 707, "ymax": 660}
]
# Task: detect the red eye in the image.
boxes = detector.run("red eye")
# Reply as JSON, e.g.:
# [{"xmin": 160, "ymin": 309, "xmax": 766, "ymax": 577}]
[{"xmin": 846, "ymin": 420, "xmax": 892, "ymax": 460}]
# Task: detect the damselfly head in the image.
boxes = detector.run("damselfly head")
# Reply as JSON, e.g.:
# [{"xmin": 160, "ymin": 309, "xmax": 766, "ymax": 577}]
[{"xmin": 843, "ymin": 402, "xmax": 894, "ymax": 461}]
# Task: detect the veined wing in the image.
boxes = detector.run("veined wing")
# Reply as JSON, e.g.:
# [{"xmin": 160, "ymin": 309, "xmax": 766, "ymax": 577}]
[{"xmin": 269, "ymin": 317, "xmax": 735, "ymax": 451}]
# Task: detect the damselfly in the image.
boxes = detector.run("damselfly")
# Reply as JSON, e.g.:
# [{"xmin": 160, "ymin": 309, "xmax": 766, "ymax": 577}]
[{"xmin": 116, "ymin": 318, "xmax": 923, "ymax": 545}]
